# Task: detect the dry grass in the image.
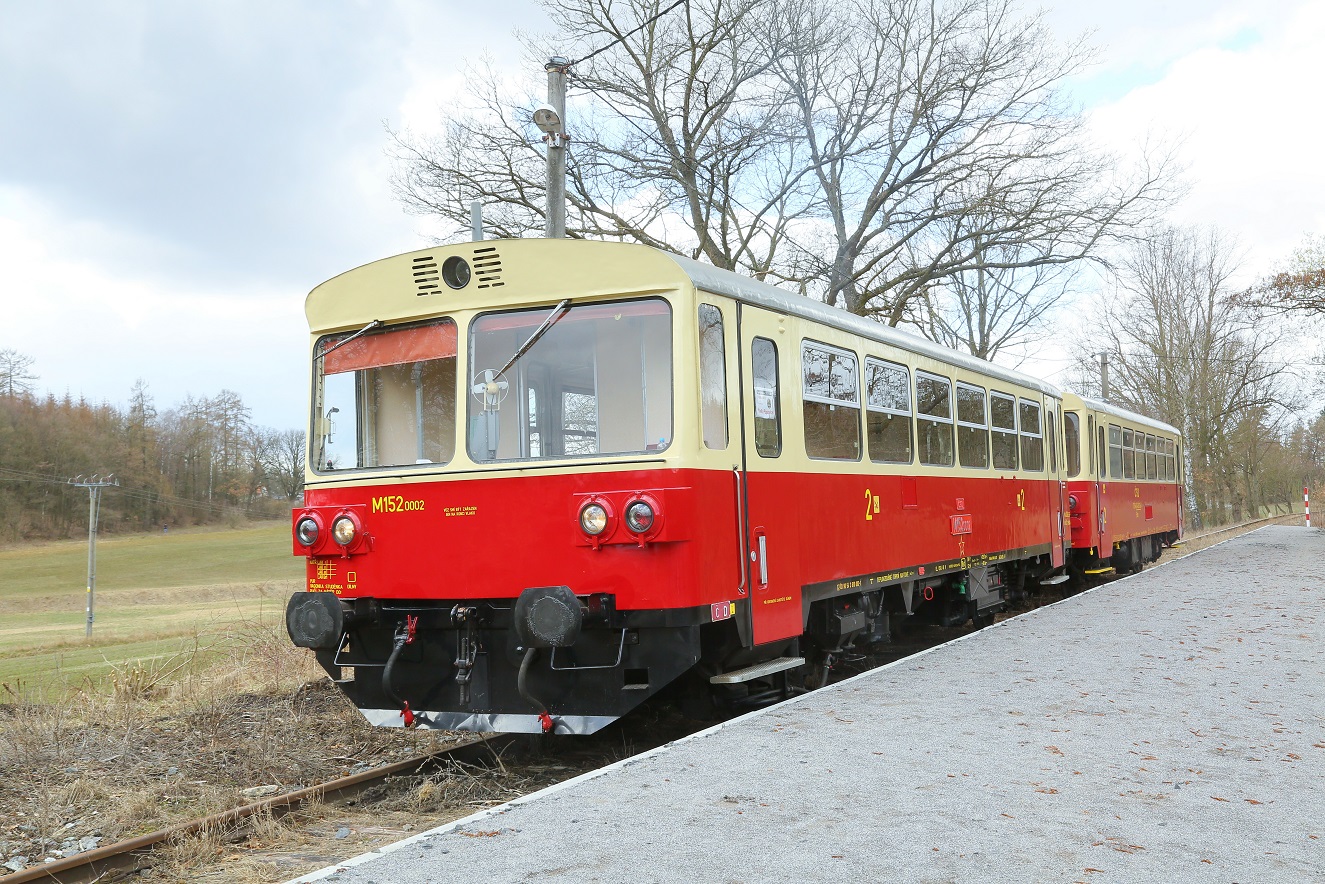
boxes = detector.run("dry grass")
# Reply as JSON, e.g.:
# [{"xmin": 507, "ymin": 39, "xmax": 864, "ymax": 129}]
[
  {"xmin": 0, "ymin": 522, "xmax": 488, "ymax": 880},
  {"xmin": 0, "ymin": 618, "xmax": 463, "ymax": 878}
]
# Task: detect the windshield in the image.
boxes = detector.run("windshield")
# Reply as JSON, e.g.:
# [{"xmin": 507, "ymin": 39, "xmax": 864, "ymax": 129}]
[
  {"xmin": 314, "ymin": 319, "xmax": 457, "ymax": 471},
  {"xmin": 467, "ymin": 299, "xmax": 672, "ymax": 462}
]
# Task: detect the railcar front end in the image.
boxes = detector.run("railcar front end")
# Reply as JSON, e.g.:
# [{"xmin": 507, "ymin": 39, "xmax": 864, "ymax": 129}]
[{"xmin": 285, "ymin": 242, "xmax": 739, "ymax": 734}]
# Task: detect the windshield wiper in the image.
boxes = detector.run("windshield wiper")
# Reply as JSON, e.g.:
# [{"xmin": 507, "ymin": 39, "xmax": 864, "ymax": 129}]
[
  {"xmin": 471, "ymin": 299, "xmax": 571, "ymax": 461},
  {"xmin": 316, "ymin": 320, "xmax": 383, "ymax": 361},
  {"xmin": 496, "ymin": 299, "xmax": 570, "ymax": 378}
]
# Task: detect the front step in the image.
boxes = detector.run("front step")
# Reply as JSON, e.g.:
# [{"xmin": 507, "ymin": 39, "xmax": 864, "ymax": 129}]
[{"xmin": 710, "ymin": 656, "xmax": 805, "ymax": 685}]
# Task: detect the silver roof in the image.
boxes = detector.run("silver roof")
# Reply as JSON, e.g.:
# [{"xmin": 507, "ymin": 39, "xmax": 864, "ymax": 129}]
[
  {"xmin": 1075, "ymin": 395, "xmax": 1181, "ymax": 436},
  {"xmin": 669, "ymin": 254, "xmax": 1064, "ymax": 398}
]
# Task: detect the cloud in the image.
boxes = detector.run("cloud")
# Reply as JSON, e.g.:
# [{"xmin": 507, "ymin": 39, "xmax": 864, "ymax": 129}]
[
  {"xmin": 0, "ymin": 185, "xmax": 306, "ymax": 427},
  {"xmin": 0, "ymin": 2, "xmax": 425, "ymax": 287},
  {"xmin": 1082, "ymin": 0, "xmax": 1325, "ymax": 278},
  {"xmin": 0, "ymin": 1, "xmax": 546, "ymax": 427}
]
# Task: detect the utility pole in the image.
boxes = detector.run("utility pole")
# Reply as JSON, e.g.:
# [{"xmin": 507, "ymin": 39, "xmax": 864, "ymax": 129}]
[
  {"xmin": 69, "ymin": 475, "xmax": 118, "ymax": 637},
  {"xmin": 470, "ymin": 200, "xmax": 484, "ymax": 241},
  {"xmin": 1098, "ymin": 352, "xmax": 1110, "ymax": 402},
  {"xmin": 537, "ymin": 55, "xmax": 571, "ymax": 238}
]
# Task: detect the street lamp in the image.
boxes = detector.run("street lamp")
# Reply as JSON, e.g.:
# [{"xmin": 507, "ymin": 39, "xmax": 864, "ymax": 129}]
[{"xmin": 532, "ymin": 102, "xmax": 562, "ymax": 134}]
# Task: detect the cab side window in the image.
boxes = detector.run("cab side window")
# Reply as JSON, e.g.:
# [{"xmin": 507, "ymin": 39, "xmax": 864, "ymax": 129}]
[
  {"xmin": 1108, "ymin": 424, "xmax": 1122, "ymax": 478},
  {"xmin": 752, "ymin": 337, "xmax": 781, "ymax": 457},
  {"xmin": 1065, "ymin": 412, "xmax": 1081, "ymax": 478},
  {"xmin": 698, "ymin": 305, "xmax": 728, "ymax": 450}
]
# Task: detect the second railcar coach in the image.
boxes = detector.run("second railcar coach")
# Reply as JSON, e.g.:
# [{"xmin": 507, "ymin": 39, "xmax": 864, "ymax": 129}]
[{"xmin": 1062, "ymin": 393, "xmax": 1183, "ymax": 577}]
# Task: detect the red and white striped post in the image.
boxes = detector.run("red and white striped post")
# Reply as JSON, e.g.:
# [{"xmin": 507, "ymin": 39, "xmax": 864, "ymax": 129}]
[{"xmin": 1306, "ymin": 486, "xmax": 1312, "ymax": 527}]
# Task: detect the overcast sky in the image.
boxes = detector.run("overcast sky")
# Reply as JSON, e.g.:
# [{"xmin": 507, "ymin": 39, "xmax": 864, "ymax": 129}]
[{"xmin": 1, "ymin": 0, "xmax": 1321, "ymax": 429}]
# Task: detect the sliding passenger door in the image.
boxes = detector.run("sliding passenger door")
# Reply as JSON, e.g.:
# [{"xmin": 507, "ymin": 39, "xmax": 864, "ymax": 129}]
[{"xmin": 736, "ymin": 304, "xmax": 804, "ymax": 646}]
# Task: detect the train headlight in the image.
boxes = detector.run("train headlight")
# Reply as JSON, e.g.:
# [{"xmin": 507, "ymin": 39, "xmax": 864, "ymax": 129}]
[
  {"xmin": 579, "ymin": 502, "xmax": 609, "ymax": 536},
  {"xmin": 295, "ymin": 517, "xmax": 320, "ymax": 547},
  {"xmin": 625, "ymin": 500, "xmax": 655, "ymax": 534},
  {"xmin": 332, "ymin": 515, "xmax": 358, "ymax": 546},
  {"xmin": 1068, "ymin": 494, "xmax": 1079, "ymax": 511}
]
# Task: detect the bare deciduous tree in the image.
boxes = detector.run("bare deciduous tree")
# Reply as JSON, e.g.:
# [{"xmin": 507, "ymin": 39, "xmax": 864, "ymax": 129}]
[
  {"xmin": 391, "ymin": 0, "xmax": 1176, "ymax": 320},
  {"xmin": 391, "ymin": 0, "xmax": 814, "ymax": 275},
  {"xmin": 1091, "ymin": 226, "xmax": 1296, "ymax": 526},
  {"xmin": 771, "ymin": 0, "xmax": 1175, "ymax": 325},
  {"xmin": 267, "ymin": 428, "xmax": 307, "ymax": 501},
  {"xmin": 0, "ymin": 348, "xmax": 37, "ymax": 399},
  {"xmin": 1245, "ymin": 232, "xmax": 1325, "ymax": 315},
  {"xmin": 914, "ymin": 237, "xmax": 1076, "ymax": 361}
]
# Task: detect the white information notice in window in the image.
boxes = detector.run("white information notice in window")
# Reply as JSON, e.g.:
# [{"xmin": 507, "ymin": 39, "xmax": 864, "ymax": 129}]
[{"xmin": 754, "ymin": 384, "xmax": 777, "ymax": 420}]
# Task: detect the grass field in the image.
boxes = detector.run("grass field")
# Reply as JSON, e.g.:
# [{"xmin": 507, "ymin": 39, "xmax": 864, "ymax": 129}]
[{"xmin": 0, "ymin": 521, "xmax": 303, "ymax": 693}]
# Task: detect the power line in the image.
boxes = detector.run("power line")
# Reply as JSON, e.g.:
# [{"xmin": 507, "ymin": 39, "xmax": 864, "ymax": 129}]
[{"xmin": 0, "ymin": 466, "xmax": 258, "ymax": 515}]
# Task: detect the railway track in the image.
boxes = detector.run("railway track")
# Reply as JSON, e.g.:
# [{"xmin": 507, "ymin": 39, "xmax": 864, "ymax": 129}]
[{"xmin": 4, "ymin": 736, "xmax": 517, "ymax": 884}]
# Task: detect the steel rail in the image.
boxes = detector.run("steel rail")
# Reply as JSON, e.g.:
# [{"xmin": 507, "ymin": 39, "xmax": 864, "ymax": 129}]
[
  {"xmin": 1175, "ymin": 512, "xmax": 1295, "ymax": 545},
  {"xmin": 4, "ymin": 734, "xmax": 516, "ymax": 884}
]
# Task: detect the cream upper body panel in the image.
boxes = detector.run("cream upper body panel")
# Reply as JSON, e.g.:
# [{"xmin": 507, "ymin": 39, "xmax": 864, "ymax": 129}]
[
  {"xmin": 304, "ymin": 239, "xmax": 1070, "ymax": 482},
  {"xmin": 1061, "ymin": 392, "xmax": 1182, "ymax": 484},
  {"xmin": 306, "ymin": 240, "xmax": 694, "ymax": 334},
  {"xmin": 672, "ymin": 254, "xmax": 1061, "ymax": 399},
  {"xmin": 1061, "ymin": 392, "xmax": 1180, "ymax": 438}
]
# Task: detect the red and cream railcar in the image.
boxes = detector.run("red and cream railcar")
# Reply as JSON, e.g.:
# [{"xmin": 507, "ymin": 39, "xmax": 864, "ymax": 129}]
[
  {"xmin": 285, "ymin": 239, "xmax": 1074, "ymax": 735},
  {"xmin": 1061, "ymin": 394, "xmax": 1183, "ymax": 576}
]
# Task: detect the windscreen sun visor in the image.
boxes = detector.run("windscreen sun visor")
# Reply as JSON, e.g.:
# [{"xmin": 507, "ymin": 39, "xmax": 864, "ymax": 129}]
[{"xmin": 323, "ymin": 323, "xmax": 457, "ymax": 375}]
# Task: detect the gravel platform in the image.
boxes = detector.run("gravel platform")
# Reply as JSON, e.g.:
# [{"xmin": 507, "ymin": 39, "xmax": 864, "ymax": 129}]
[{"xmin": 291, "ymin": 525, "xmax": 1324, "ymax": 883}]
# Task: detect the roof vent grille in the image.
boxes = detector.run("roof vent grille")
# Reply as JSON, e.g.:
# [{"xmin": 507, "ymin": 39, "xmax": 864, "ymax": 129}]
[
  {"xmin": 413, "ymin": 256, "xmax": 440, "ymax": 295},
  {"xmin": 472, "ymin": 246, "xmax": 504, "ymax": 289}
]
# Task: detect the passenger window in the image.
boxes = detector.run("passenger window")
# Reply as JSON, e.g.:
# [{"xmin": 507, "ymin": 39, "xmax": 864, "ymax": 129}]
[
  {"xmin": 865, "ymin": 358, "xmax": 912, "ymax": 463},
  {"xmin": 1018, "ymin": 399, "xmax": 1043, "ymax": 471},
  {"xmin": 1098, "ymin": 425, "xmax": 1106, "ymax": 478},
  {"xmin": 1108, "ymin": 424, "xmax": 1122, "ymax": 478},
  {"xmin": 916, "ymin": 372, "xmax": 954, "ymax": 467},
  {"xmin": 802, "ymin": 342, "xmax": 861, "ymax": 460},
  {"xmin": 1166, "ymin": 439, "xmax": 1175, "ymax": 481},
  {"xmin": 1065, "ymin": 412, "xmax": 1081, "ymax": 478},
  {"xmin": 1122, "ymin": 428, "xmax": 1135, "ymax": 479},
  {"xmin": 990, "ymin": 392, "xmax": 1018, "ymax": 470},
  {"xmin": 752, "ymin": 337, "xmax": 781, "ymax": 457},
  {"xmin": 699, "ymin": 305, "xmax": 728, "ymax": 450},
  {"xmin": 956, "ymin": 383, "xmax": 989, "ymax": 469},
  {"xmin": 1145, "ymin": 434, "xmax": 1158, "ymax": 480}
]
